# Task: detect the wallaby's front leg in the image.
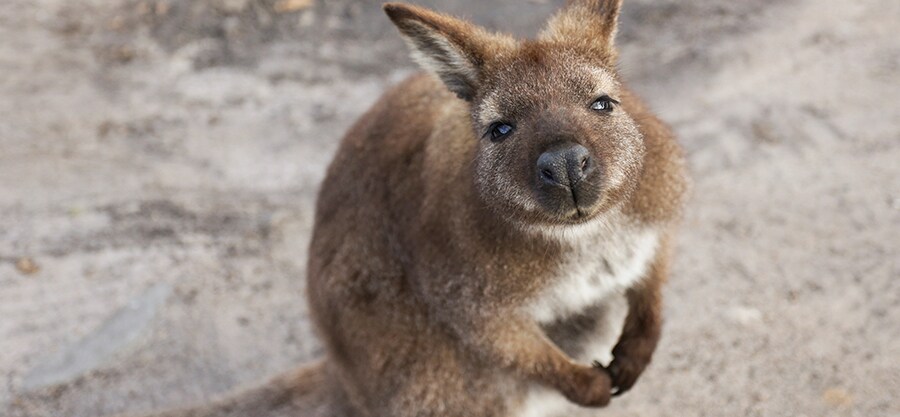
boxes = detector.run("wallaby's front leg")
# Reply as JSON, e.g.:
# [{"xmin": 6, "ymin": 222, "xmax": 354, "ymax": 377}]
[
  {"xmin": 464, "ymin": 313, "xmax": 613, "ymax": 407},
  {"xmin": 607, "ymin": 253, "xmax": 666, "ymax": 395}
]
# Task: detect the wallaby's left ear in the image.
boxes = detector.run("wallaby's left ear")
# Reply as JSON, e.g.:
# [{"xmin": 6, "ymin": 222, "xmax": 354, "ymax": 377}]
[
  {"xmin": 539, "ymin": 0, "xmax": 623, "ymax": 62},
  {"xmin": 384, "ymin": 3, "xmax": 515, "ymax": 101}
]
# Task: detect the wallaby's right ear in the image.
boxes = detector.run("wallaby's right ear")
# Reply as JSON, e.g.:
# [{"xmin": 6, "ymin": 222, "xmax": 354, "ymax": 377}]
[
  {"xmin": 539, "ymin": 0, "xmax": 623, "ymax": 63},
  {"xmin": 384, "ymin": 3, "xmax": 515, "ymax": 101}
]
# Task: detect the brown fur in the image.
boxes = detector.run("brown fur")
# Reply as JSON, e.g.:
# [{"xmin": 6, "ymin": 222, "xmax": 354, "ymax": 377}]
[{"xmin": 123, "ymin": 1, "xmax": 686, "ymax": 416}]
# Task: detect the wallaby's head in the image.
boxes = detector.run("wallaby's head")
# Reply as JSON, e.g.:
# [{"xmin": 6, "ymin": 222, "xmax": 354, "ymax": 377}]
[{"xmin": 385, "ymin": 0, "xmax": 644, "ymax": 228}]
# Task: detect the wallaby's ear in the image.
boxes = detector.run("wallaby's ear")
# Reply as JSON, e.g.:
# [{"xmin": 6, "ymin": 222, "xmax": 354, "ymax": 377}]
[
  {"xmin": 539, "ymin": 0, "xmax": 623, "ymax": 62},
  {"xmin": 384, "ymin": 3, "xmax": 515, "ymax": 101}
]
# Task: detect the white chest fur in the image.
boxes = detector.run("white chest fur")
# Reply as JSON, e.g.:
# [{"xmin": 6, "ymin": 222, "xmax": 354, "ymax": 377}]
[
  {"xmin": 525, "ymin": 215, "xmax": 660, "ymax": 325},
  {"xmin": 518, "ymin": 216, "xmax": 659, "ymax": 417}
]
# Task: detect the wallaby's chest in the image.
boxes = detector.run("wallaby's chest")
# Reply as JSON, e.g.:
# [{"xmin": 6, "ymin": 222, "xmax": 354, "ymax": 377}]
[{"xmin": 525, "ymin": 221, "xmax": 659, "ymax": 325}]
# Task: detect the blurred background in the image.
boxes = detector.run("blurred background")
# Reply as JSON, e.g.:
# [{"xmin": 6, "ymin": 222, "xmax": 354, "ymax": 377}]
[{"xmin": 0, "ymin": 0, "xmax": 897, "ymax": 416}]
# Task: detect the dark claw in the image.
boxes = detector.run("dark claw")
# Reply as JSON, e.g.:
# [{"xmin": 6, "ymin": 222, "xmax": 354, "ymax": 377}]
[
  {"xmin": 608, "ymin": 357, "xmax": 639, "ymax": 396},
  {"xmin": 606, "ymin": 360, "xmax": 621, "ymax": 379}
]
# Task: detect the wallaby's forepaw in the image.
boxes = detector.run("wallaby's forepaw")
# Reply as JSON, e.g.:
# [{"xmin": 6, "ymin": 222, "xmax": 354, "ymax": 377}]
[
  {"xmin": 606, "ymin": 355, "xmax": 647, "ymax": 396},
  {"xmin": 559, "ymin": 365, "xmax": 612, "ymax": 407}
]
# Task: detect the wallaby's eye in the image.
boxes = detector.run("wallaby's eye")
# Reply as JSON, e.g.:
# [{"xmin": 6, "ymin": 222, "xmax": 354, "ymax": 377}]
[
  {"xmin": 488, "ymin": 122, "xmax": 514, "ymax": 141},
  {"xmin": 590, "ymin": 96, "xmax": 618, "ymax": 112}
]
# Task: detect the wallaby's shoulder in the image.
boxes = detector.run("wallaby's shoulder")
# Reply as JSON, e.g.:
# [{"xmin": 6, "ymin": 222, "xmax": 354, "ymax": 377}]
[
  {"xmin": 313, "ymin": 71, "xmax": 474, "ymax": 251},
  {"xmin": 329, "ymin": 72, "xmax": 470, "ymax": 180},
  {"xmin": 358, "ymin": 72, "xmax": 461, "ymax": 138},
  {"xmin": 319, "ymin": 73, "xmax": 456, "ymax": 192}
]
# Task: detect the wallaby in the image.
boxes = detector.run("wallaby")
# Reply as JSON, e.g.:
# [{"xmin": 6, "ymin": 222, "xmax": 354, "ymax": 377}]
[{"xmin": 119, "ymin": 1, "xmax": 686, "ymax": 416}]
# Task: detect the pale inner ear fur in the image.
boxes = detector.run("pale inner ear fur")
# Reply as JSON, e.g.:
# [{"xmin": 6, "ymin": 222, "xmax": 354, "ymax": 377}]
[
  {"xmin": 384, "ymin": 3, "xmax": 516, "ymax": 101},
  {"xmin": 398, "ymin": 20, "xmax": 482, "ymax": 100}
]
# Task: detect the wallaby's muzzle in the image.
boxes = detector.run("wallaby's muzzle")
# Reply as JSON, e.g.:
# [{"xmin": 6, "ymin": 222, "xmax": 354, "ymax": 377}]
[{"xmin": 535, "ymin": 141, "xmax": 604, "ymax": 221}]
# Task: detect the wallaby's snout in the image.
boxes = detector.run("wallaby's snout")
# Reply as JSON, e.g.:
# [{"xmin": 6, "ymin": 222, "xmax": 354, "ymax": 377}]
[
  {"xmin": 537, "ymin": 142, "xmax": 593, "ymax": 188},
  {"xmin": 536, "ymin": 142, "xmax": 600, "ymax": 218}
]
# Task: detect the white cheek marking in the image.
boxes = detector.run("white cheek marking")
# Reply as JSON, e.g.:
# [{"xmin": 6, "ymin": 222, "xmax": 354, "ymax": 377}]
[
  {"xmin": 525, "ymin": 212, "xmax": 660, "ymax": 325},
  {"xmin": 603, "ymin": 122, "xmax": 641, "ymax": 192}
]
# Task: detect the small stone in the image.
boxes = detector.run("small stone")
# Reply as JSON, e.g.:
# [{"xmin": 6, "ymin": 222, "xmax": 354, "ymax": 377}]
[
  {"xmin": 136, "ymin": 1, "xmax": 151, "ymax": 15},
  {"xmin": 108, "ymin": 15, "xmax": 125, "ymax": 31},
  {"xmin": 97, "ymin": 120, "xmax": 115, "ymax": 138},
  {"xmin": 15, "ymin": 257, "xmax": 39, "ymax": 275},
  {"xmin": 724, "ymin": 305, "xmax": 762, "ymax": 325},
  {"xmin": 109, "ymin": 46, "xmax": 136, "ymax": 64},
  {"xmin": 751, "ymin": 120, "xmax": 779, "ymax": 144},
  {"xmin": 822, "ymin": 387, "xmax": 853, "ymax": 407},
  {"xmin": 155, "ymin": 1, "xmax": 170, "ymax": 16},
  {"xmin": 274, "ymin": 0, "xmax": 314, "ymax": 13}
]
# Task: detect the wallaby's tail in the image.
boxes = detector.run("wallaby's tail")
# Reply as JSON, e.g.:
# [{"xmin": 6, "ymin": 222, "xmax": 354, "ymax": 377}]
[{"xmin": 126, "ymin": 360, "xmax": 340, "ymax": 417}]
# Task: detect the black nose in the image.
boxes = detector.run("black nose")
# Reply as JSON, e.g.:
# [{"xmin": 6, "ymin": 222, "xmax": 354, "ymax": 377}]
[{"xmin": 536, "ymin": 143, "xmax": 593, "ymax": 188}]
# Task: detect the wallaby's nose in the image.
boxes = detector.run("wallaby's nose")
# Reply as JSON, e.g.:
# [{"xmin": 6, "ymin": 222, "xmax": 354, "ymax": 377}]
[{"xmin": 536, "ymin": 143, "xmax": 593, "ymax": 188}]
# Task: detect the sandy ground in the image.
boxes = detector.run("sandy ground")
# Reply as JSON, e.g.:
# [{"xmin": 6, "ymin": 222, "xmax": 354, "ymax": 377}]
[{"xmin": 1, "ymin": 0, "xmax": 898, "ymax": 416}]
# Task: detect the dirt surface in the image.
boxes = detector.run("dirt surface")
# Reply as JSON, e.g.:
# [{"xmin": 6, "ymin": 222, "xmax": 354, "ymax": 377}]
[{"xmin": 1, "ymin": 0, "xmax": 898, "ymax": 416}]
